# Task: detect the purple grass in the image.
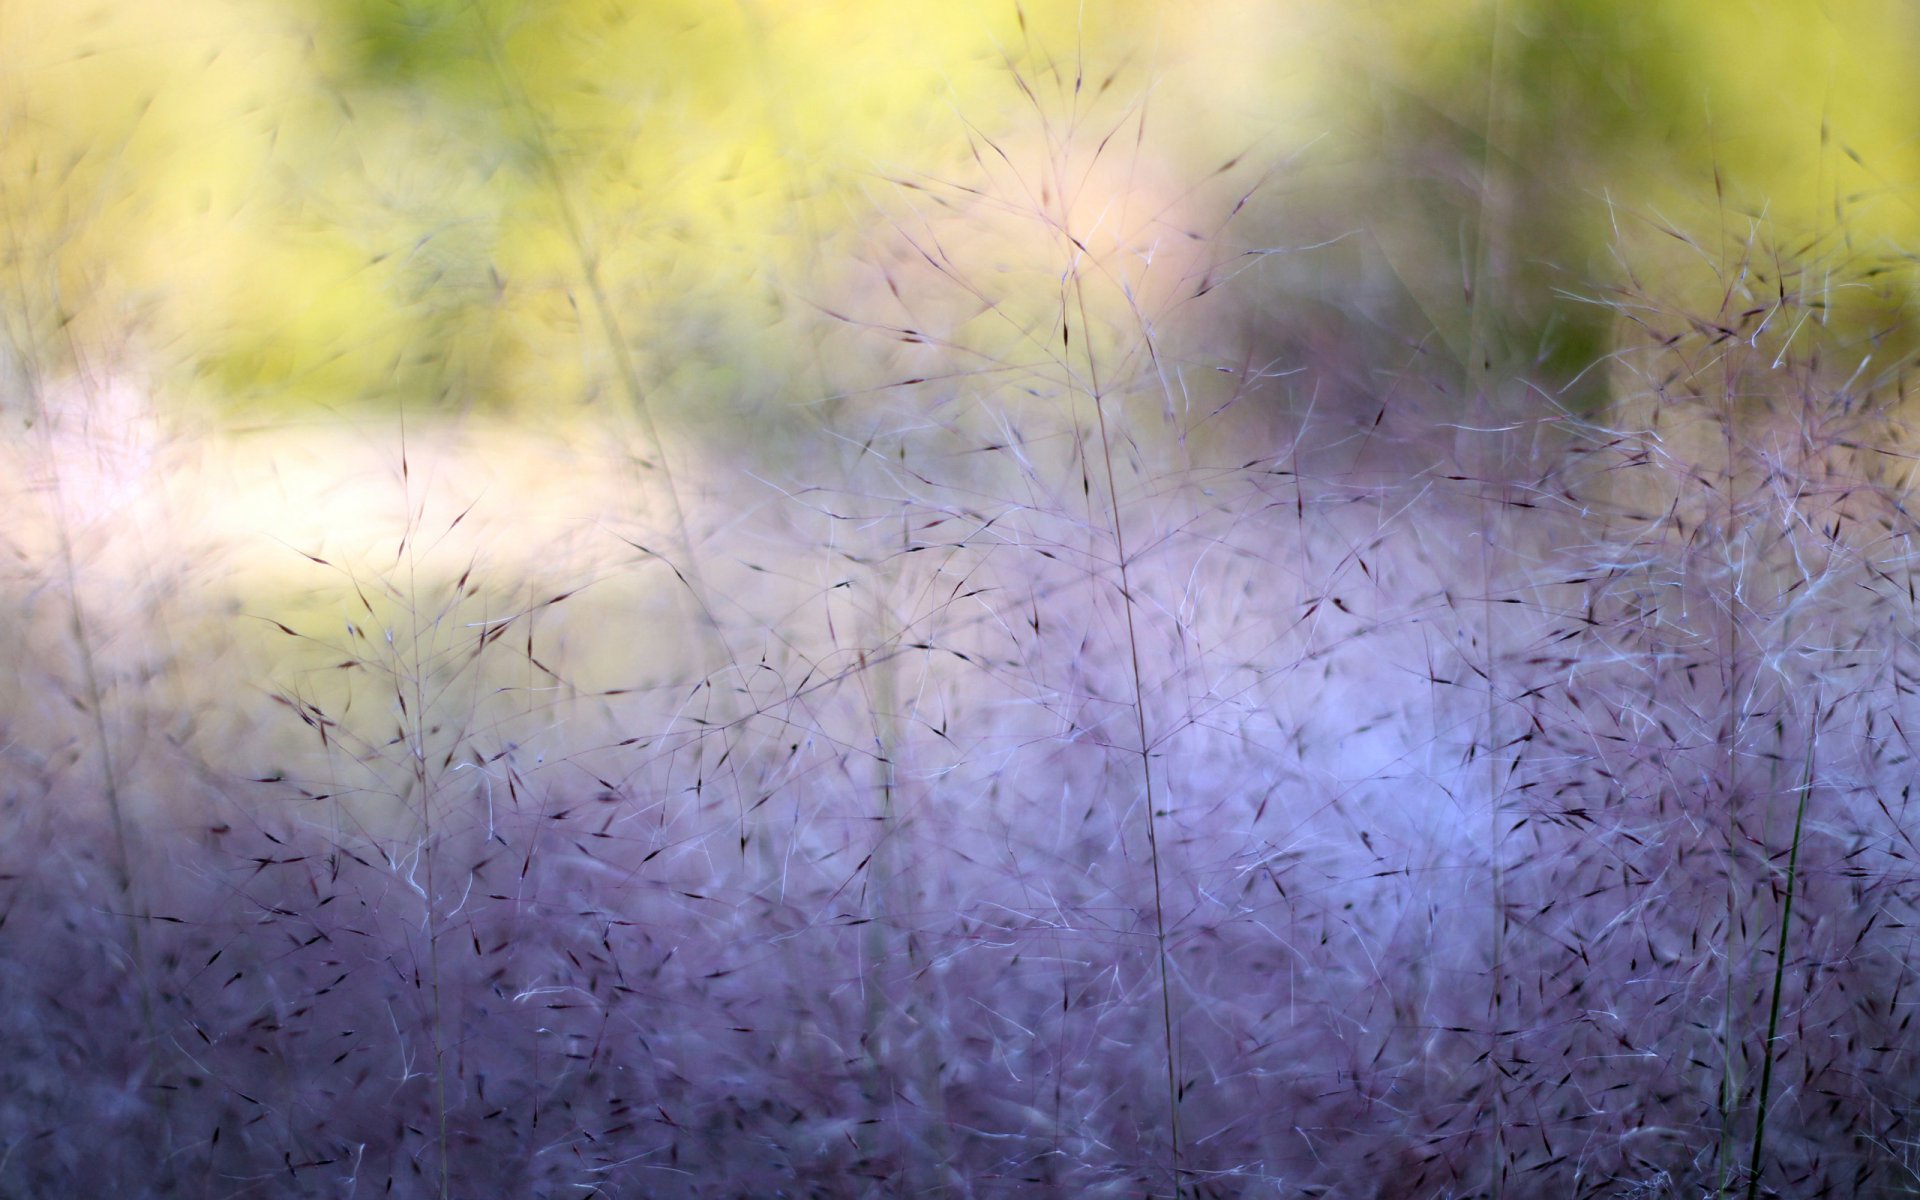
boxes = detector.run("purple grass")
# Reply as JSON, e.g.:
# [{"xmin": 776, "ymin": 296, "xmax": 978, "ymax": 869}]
[{"xmin": 7, "ymin": 39, "xmax": 1920, "ymax": 1200}]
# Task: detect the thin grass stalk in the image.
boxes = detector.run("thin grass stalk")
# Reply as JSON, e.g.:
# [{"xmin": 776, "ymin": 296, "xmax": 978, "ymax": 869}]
[
  {"xmin": 468, "ymin": 2, "xmax": 754, "ymax": 859},
  {"xmin": 1468, "ymin": 4, "xmax": 1513, "ymax": 1189},
  {"xmin": 1476, "ymin": 483, "xmax": 1508, "ymax": 1200},
  {"xmin": 1745, "ymin": 691, "xmax": 1819, "ymax": 1200},
  {"xmin": 1068, "ymin": 269, "xmax": 1181, "ymax": 1195},
  {"xmin": 860, "ymin": 676, "xmax": 902, "ymax": 1169},
  {"xmin": 852, "ymin": 525, "xmax": 952, "ymax": 1188},
  {"xmin": 393, "ymin": 430, "xmax": 454, "ymax": 1200},
  {"xmin": 25, "ymin": 350, "xmax": 174, "ymax": 1161},
  {"xmin": 1718, "ymin": 282, "xmax": 1751, "ymax": 1198}
]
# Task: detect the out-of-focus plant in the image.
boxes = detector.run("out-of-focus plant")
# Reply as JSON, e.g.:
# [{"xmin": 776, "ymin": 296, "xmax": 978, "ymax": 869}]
[{"xmin": 5, "ymin": 0, "xmax": 1920, "ymax": 434}]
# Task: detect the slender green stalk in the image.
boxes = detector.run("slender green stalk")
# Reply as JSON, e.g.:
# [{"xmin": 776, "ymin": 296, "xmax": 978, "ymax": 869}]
[{"xmin": 1746, "ymin": 694, "xmax": 1818, "ymax": 1200}]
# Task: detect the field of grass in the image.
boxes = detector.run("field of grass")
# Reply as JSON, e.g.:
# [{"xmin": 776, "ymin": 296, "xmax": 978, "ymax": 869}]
[{"xmin": 9, "ymin": 14, "xmax": 1920, "ymax": 1199}]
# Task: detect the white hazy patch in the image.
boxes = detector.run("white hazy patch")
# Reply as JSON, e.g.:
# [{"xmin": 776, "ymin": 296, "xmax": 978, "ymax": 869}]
[
  {"xmin": 1, "ymin": 366, "xmax": 1570, "ymax": 878},
  {"xmin": 7, "ymin": 375, "xmax": 665, "ymax": 586},
  {"xmin": 1, "ymin": 372, "xmax": 737, "ymax": 807}
]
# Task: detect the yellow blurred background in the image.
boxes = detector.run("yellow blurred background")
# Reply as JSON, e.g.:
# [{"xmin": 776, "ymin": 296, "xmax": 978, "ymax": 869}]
[{"xmin": 5, "ymin": 0, "xmax": 1915, "ymax": 431}]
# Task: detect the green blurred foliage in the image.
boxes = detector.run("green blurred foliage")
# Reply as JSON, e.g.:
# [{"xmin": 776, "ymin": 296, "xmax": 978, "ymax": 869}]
[
  {"xmin": 3, "ymin": 0, "xmax": 1918, "ymax": 429},
  {"xmin": 1229, "ymin": 0, "xmax": 1920, "ymax": 414}
]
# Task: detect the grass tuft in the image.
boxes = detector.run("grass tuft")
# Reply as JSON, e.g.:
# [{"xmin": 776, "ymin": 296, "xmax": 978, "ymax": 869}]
[{"xmin": 9, "ymin": 36, "xmax": 1920, "ymax": 1200}]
